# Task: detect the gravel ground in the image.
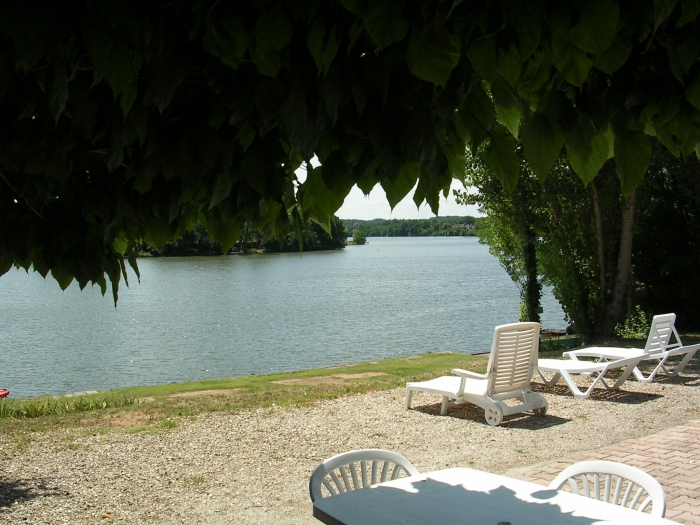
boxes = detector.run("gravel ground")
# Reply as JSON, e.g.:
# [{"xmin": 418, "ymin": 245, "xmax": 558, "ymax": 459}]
[{"xmin": 2, "ymin": 364, "xmax": 700, "ymax": 525}]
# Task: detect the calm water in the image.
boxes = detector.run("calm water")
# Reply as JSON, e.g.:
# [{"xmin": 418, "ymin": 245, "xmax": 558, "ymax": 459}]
[{"xmin": 0, "ymin": 237, "xmax": 566, "ymax": 398}]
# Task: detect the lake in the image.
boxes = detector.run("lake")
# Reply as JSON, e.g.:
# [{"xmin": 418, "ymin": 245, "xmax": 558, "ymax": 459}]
[{"xmin": 0, "ymin": 236, "xmax": 566, "ymax": 398}]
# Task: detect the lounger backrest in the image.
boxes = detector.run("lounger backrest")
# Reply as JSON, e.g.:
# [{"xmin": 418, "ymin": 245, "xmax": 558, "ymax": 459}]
[
  {"xmin": 486, "ymin": 322, "xmax": 540, "ymax": 397},
  {"xmin": 644, "ymin": 314, "xmax": 681, "ymax": 355}
]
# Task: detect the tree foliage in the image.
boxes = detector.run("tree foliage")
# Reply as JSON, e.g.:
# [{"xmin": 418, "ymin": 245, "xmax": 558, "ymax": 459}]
[
  {"xmin": 154, "ymin": 216, "xmax": 347, "ymax": 255},
  {"xmin": 2, "ymin": 0, "xmax": 700, "ymax": 299},
  {"xmin": 350, "ymin": 216, "xmax": 478, "ymax": 237},
  {"xmin": 460, "ymin": 150, "xmax": 638, "ymax": 338},
  {"xmin": 352, "ymin": 229, "xmax": 367, "ymax": 245}
]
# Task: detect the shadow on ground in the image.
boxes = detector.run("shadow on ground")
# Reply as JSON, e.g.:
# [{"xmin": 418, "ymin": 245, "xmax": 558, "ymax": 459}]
[
  {"xmin": 410, "ymin": 403, "xmax": 570, "ymax": 429},
  {"xmin": 530, "ymin": 382, "xmax": 664, "ymax": 403},
  {"xmin": 0, "ymin": 478, "xmax": 63, "ymax": 509}
]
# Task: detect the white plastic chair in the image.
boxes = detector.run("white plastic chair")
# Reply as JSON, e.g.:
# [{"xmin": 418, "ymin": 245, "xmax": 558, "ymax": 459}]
[
  {"xmin": 309, "ymin": 449, "xmax": 419, "ymax": 502},
  {"xmin": 564, "ymin": 313, "xmax": 699, "ymax": 383},
  {"xmin": 548, "ymin": 460, "xmax": 666, "ymax": 517},
  {"xmin": 536, "ymin": 354, "xmax": 643, "ymax": 398},
  {"xmin": 405, "ymin": 322, "xmax": 547, "ymax": 426}
]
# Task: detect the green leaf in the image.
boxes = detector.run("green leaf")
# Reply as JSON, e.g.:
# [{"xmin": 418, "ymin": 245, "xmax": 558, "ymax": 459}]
[
  {"xmin": 491, "ymin": 76, "xmax": 521, "ymax": 137},
  {"xmin": 362, "ymin": 1, "xmax": 409, "ymax": 49},
  {"xmin": 568, "ymin": 130, "xmax": 611, "ymax": 184},
  {"xmin": 253, "ymin": 3, "xmax": 293, "ymax": 57},
  {"xmin": 667, "ymin": 108, "xmax": 700, "ymax": 157},
  {"xmin": 47, "ymin": 63, "xmax": 68, "ymax": 124},
  {"xmin": 569, "ymin": 0, "xmax": 620, "ymax": 54},
  {"xmin": 594, "ymin": 29, "xmax": 633, "ymax": 74},
  {"xmin": 209, "ymin": 170, "xmax": 234, "ymax": 210},
  {"xmin": 297, "ymin": 165, "xmax": 344, "ymax": 227},
  {"xmin": 340, "ymin": 0, "xmax": 365, "ymax": 14},
  {"xmin": 460, "ymin": 86, "xmax": 495, "ymax": 150},
  {"xmin": 511, "ymin": 4, "xmax": 541, "ymax": 60},
  {"xmin": 496, "ymin": 105, "xmax": 521, "ymax": 138},
  {"xmin": 144, "ymin": 218, "xmax": 176, "ymax": 249},
  {"xmin": 677, "ymin": 0, "xmax": 700, "ymax": 27},
  {"xmin": 307, "ymin": 18, "xmax": 340, "ymax": 77},
  {"xmin": 381, "ymin": 161, "xmax": 419, "ymax": 209},
  {"xmin": 83, "ymin": 26, "xmax": 139, "ymax": 98},
  {"xmin": 113, "ymin": 237, "xmax": 128, "ymax": 255},
  {"xmin": 498, "ymin": 42, "xmax": 522, "ymax": 87},
  {"xmin": 120, "ymin": 85, "xmax": 137, "ymax": 118},
  {"xmin": 320, "ymin": 151, "xmax": 356, "ymax": 201},
  {"xmin": 654, "ymin": 0, "xmax": 678, "ymax": 31},
  {"xmin": 51, "ymin": 266, "xmax": 74, "ymax": 291},
  {"xmin": 220, "ymin": 14, "xmax": 249, "ymax": 58},
  {"xmin": 481, "ymin": 126, "xmax": 520, "ymax": 192},
  {"xmin": 406, "ymin": 21, "xmax": 461, "ymax": 87},
  {"xmin": 614, "ymin": 131, "xmax": 651, "ymax": 197},
  {"xmin": 467, "ymin": 35, "xmax": 497, "ymax": 82},
  {"xmin": 552, "ymin": 34, "xmax": 593, "ymax": 87},
  {"xmin": 202, "ymin": 214, "xmax": 240, "ymax": 254},
  {"xmin": 521, "ymin": 113, "xmax": 564, "ymax": 182},
  {"xmin": 676, "ymin": 34, "xmax": 700, "ymax": 72}
]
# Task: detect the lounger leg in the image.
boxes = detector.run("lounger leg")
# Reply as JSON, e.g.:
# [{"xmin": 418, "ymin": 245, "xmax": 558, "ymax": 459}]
[
  {"xmin": 558, "ymin": 370, "xmax": 591, "ymax": 398},
  {"xmin": 405, "ymin": 390, "xmax": 413, "ymax": 410},
  {"xmin": 611, "ymin": 362, "xmax": 638, "ymax": 389},
  {"xmin": 537, "ymin": 369, "xmax": 562, "ymax": 387},
  {"xmin": 665, "ymin": 351, "xmax": 697, "ymax": 377},
  {"xmin": 633, "ymin": 365, "xmax": 650, "ymax": 382},
  {"xmin": 440, "ymin": 396, "xmax": 448, "ymax": 416}
]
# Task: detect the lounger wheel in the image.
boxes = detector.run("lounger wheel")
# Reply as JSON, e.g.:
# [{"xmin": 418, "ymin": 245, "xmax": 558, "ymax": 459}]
[
  {"xmin": 484, "ymin": 406, "xmax": 503, "ymax": 426},
  {"xmin": 534, "ymin": 405, "xmax": 547, "ymax": 416}
]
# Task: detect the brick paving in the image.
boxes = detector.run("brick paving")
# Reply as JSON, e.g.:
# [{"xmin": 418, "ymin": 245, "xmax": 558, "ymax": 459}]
[{"xmin": 508, "ymin": 419, "xmax": 700, "ymax": 523}]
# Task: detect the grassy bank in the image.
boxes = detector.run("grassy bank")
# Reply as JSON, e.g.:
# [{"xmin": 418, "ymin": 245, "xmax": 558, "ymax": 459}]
[{"xmin": 0, "ymin": 352, "xmax": 490, "ymax": 435}]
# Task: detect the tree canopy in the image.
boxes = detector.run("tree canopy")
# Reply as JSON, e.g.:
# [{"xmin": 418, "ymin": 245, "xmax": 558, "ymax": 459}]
[{"xmin": 2, "ymin": 0, "xmax": 700, "ymax": 299}]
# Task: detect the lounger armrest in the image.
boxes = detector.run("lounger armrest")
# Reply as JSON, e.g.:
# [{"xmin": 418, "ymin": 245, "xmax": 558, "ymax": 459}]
[
  {"xmin": 668, "ymin": 342, "xmax": 700, "ymax": 355},
  {"xmin": 452, "ymin": 368, "xmax": 488, "ymax": 380}
]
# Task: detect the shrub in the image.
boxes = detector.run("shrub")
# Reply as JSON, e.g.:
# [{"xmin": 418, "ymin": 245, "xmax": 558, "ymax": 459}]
[{"xmin": 614, "ymin": 305, "xmax": 650, "ymax": 339}]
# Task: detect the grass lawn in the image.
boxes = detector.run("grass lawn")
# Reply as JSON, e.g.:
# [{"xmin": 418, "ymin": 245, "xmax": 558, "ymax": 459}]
[{"xmin": 0, "ymin": 351, "xmax": 491, "ymax": 436}]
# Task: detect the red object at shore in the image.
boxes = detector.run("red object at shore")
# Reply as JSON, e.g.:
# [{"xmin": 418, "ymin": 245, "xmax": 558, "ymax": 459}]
[{"xmin": 0, "ymin": 389, "xmax": 9, "ymax": 399}]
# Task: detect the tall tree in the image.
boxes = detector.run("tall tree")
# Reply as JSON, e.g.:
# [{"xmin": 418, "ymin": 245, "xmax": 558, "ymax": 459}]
[
  {"xmin": 2, "ymin": 1, "xmax": 700, "ymax": 299},
  {"xmin": 460, "ymin": 152, "xmax": 639, "ymax": 339}
]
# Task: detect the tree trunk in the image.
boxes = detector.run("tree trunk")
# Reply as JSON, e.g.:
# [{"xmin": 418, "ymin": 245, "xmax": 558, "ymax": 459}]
[
  {"xmin": 601, "ymin": 190, "xmax": 636, "ymax": 336},
  {"xmin": 590, "ymin": 180, "xmax": 607, "ymax": 299},
  {"xmin": 522, "ymin": 226, "xmax": 542, "ymax": 323}
]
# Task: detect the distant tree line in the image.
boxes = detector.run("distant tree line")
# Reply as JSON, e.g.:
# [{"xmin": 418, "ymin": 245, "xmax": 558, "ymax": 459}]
[
  {"xmin": 149, "ymin": 217, "xmax": 347, "ymax": 256},
  {"xmin": 347, "ymin": 216, "xmax": 480, "ymax": 237}
]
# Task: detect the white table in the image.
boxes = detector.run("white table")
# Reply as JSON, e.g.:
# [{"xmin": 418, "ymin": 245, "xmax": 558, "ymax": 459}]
[{"xmin": 313, "ymin": 467, "xmax": 679, "ymax": 525}]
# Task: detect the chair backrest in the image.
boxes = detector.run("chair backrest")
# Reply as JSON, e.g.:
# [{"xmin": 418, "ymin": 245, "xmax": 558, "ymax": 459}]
[
  {"xmin": 309, "ymin": 449, "xmax": 419, "ymax": 502},
  {"xmin": 644, "ymin": 313, "xmax": 681, "ymax": 355},
  {"xmin": 548, "ymin": 460, "xmax": 666, "ymax": 517},
  {"xmin": 485, "ymin": 322, "xmax": 540, "ymax": 398}
]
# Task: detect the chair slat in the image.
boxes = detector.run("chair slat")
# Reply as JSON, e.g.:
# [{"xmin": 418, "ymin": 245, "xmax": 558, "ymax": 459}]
[
  {"xmin": 329, "ymin": 471, "xmax": 345, "ymax": 494},
  {"xmin": 380, "ymin": 461, "xmax": 390, "ymax": 483},
  {"xmin": 630, "ymin": 485, "xmax": 645, "ymax": 509},
  {"xmin": 612, "ymin": 477, "xmax": 623, "ymax": 505},
  {"xmin": 339, "ymin": 466, "xmax": 351, "ymax": 491},
  {"xmin": 349, "ymin": 463, "xmax": 360, "ymax": 490}
]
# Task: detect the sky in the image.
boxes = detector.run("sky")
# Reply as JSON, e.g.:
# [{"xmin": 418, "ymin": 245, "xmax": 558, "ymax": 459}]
[
  {"xmin": 336, "ymin": 180, "xmax": 481, "ymax": 221},
  {"xmin": 296, "ymin": 159, "xmax": 481, "ymax": 221}
]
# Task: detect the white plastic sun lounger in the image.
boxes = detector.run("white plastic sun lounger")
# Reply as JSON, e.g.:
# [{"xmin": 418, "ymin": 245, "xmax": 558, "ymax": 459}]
[
  {"xmin": 537, "ymin": 355, "xmax": 644, "ymax": 398},
  {"xmin": 563, "ymin": 313, "xmax": 699, "ymax": 383},
  {"xmin": 405, "ymin": 322, "xmax": 547, "ymax": 426}
]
